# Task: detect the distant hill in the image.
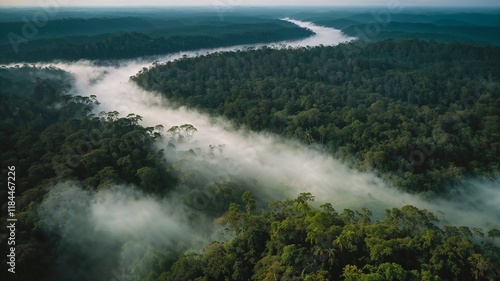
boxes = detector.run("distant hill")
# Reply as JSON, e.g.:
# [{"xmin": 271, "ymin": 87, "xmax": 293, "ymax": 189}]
[
  {"xmin": 302, "ymin": 11, "xmax": 500, "ymax": 46},
  {"xmin": 342, "ymin": 22, "xmax": 500, "ymax": 45}
]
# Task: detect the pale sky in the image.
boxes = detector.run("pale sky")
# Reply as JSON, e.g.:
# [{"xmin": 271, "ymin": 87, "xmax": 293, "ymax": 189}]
[{"xmin": 1, "ymin": 0, "xmax": 499, "ymax": 7}]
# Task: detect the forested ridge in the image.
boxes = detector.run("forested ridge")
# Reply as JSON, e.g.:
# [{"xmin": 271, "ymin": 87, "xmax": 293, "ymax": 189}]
[
  {"xmin": 0, "ymin": 17, "xmax": 313, "ymax": 63},
  {"xmin": 133, "ymin": 39, "xmax": 500, "ymax": 193}
]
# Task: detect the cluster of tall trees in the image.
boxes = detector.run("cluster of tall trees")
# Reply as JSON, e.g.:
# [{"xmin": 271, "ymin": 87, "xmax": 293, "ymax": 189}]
[
  {"xmin": 0, "ymin": 66, "xmax": 176, "ymax": 194},
  {"xmin": 163, "ymin": 192, "xmax": 500, "ymax": 281},
  {"xmin": 133, "ymin": 39, "xmax": 500, "ymax": 193}
]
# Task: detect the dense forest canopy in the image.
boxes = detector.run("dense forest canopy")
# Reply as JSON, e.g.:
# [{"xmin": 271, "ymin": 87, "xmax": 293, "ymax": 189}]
[{"xmin": 132, "ymin": 39, "xmax": 500, "ymax": 193}]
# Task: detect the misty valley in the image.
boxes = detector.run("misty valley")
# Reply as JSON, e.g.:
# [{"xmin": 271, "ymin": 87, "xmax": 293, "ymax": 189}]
[{"xmin": 1, "ymin": 6, "xmax": 500, "ymax": 281}]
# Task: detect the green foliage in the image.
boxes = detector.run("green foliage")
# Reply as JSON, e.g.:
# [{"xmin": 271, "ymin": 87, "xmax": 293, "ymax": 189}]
[{"xmin": 160, "ymin": 193, "xmax": 500, "ymax": 281}]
